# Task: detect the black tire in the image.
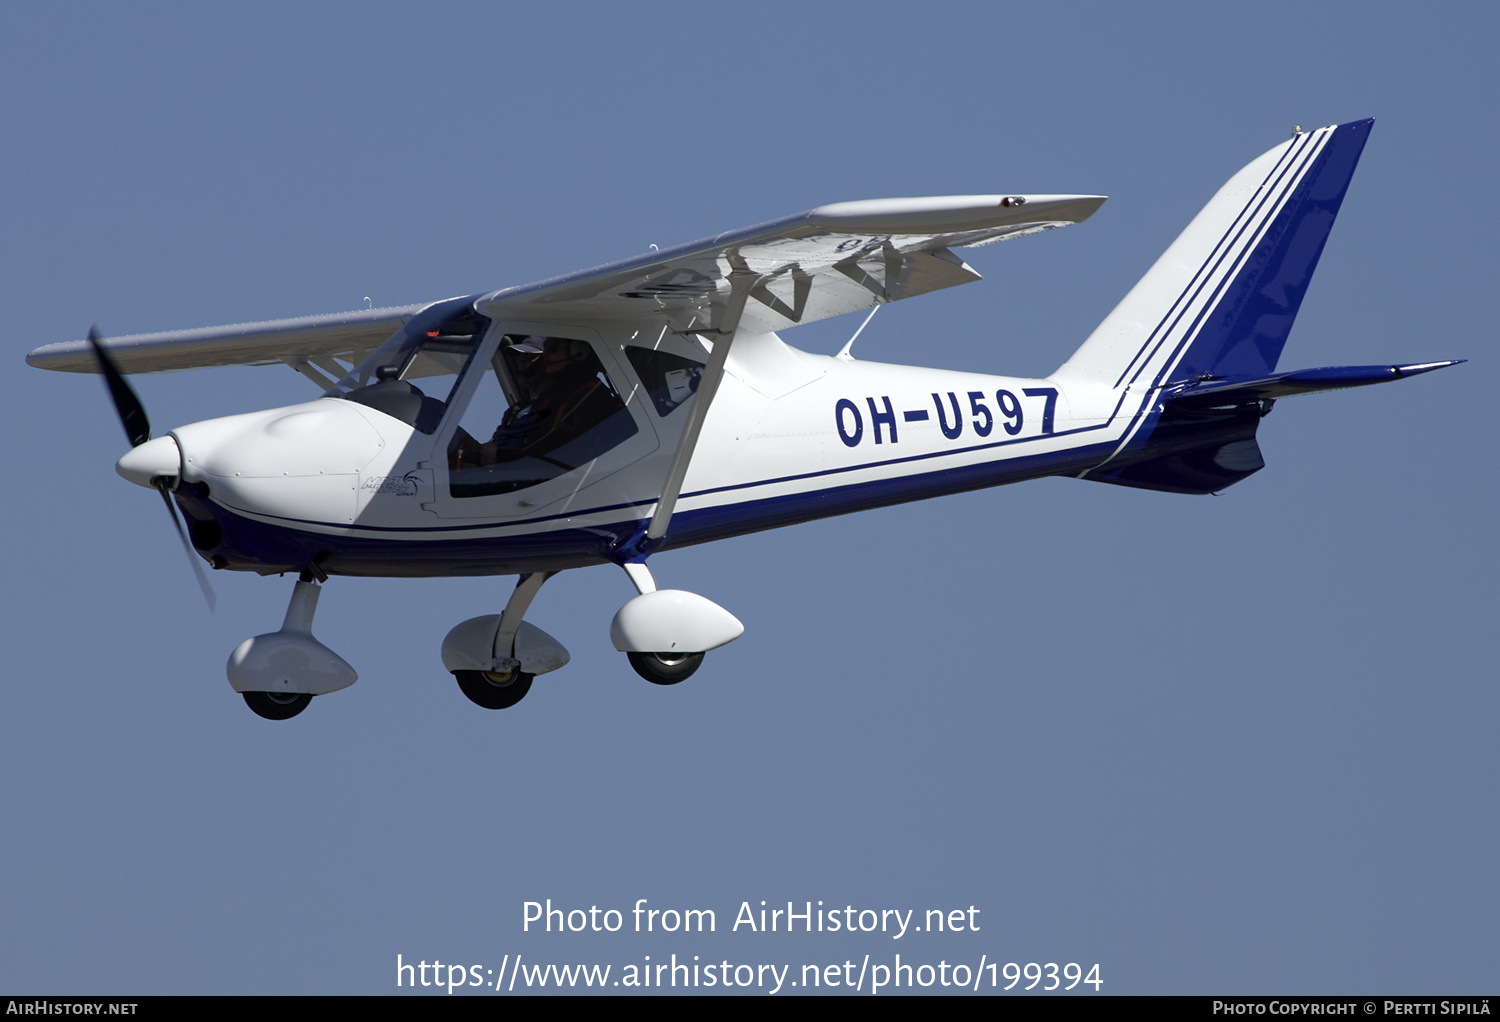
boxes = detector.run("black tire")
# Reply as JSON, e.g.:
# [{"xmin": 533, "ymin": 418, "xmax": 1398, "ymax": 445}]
[
  {"xmin": 455, "ymin": 669, "xmax": 534, "ymax": 709},
  {"xmin": 627, "ymin": 651, "xmax": 704, "ymax": 686},
  {"xmin": 243, "ymin": 691, "xmax": 312, "ymax": 720}
]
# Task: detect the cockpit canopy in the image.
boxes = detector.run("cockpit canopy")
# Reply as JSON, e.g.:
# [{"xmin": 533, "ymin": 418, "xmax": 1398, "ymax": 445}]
[
  {"xmin": 325, "ymin": 296, "xmax": 647, "ymax": 499},
  {"xmin": 327, "ymin": 295, "xmax": 489, "ymax": 434}
]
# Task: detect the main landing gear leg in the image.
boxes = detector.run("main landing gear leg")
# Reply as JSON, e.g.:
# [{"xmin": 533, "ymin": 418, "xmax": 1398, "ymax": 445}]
[
  {"xmin": 618, "ymin": 563, "xmax": 700, "ymax": 684},
  {"xmin": 451, "ymin": 571, "xmax": 557, "ymax": 709},
  {"xmin": 610, "ymin": 562, "xmax": 742, "ymax": 686}
]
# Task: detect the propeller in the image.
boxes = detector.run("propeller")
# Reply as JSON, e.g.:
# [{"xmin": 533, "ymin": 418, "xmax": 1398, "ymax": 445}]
[{"xmin": 87, "ymin": 326, "xmax": 216, "ymax": 611}]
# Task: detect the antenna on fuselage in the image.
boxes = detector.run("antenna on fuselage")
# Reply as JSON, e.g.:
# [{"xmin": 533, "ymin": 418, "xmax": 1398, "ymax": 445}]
[{"xmin": 836, "ymin": 305, "xmax": 881, "ymax": 362}]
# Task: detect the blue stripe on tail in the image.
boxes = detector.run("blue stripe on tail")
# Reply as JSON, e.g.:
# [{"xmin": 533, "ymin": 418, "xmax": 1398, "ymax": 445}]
[
  {"xmin": 1169, "ymin": 119, "xmax": 1373, "ymax": 384},
  {"xmin": 1084, "ymin": 120, "xmax": 1375, "ymax": 495}
]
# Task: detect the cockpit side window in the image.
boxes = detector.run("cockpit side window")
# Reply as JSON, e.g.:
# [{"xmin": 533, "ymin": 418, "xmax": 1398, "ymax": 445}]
[
  {"xmin": 624, "ymin": 346, "xmax": 705, "ymax": 416},
  {"xmin": 326, "ymin": 297, "xmax": 490, "ymax": 434},
  {"xmin": 447, "ymin": 334, "xmax": 639, "ymax": 498}
]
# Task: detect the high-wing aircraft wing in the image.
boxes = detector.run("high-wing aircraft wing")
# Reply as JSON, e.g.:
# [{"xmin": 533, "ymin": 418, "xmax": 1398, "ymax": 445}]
[
  {"xmin": 26, "ymin": 194, "xmax": 1104, "ymax": 377},
  {"xmin": 479, "ymin": 193, "xmax": 1106, "ymax": 335},
  {"xmin": 25, "ymin": 303, "xmax": 425, "ymax": 380}
]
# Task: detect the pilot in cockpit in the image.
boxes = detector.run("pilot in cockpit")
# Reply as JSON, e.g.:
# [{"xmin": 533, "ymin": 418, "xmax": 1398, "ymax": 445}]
[
  {"xmin": 447, "ymin": 334, "xmax": 631, "ymax": 484},
  {"xmin": 488, "ymin": 337, "xmax": 621, "ymax": 461}
]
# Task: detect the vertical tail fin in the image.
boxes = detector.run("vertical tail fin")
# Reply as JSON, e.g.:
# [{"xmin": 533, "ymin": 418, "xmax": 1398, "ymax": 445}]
[
  {"xmin": 1057, "ymin": 120, "xmax": 1375, "ymax": 495},
  {"xmin": 1055, "ymin": 119, "xmax": 1373, "ymax": 392}
]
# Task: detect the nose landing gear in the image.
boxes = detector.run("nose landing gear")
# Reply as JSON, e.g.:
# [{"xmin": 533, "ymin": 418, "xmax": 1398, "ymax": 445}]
[{"xmin": 227, "ymin": 574, "xmax": 357, "ymax": 720}]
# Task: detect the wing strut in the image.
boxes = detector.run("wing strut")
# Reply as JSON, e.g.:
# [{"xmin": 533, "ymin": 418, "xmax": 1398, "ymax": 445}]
[{"xmin": 643, "ymin": 263, "xmax": 758, "ymax": 543}]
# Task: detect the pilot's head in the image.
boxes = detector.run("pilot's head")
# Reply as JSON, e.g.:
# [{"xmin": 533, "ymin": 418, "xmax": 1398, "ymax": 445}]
[{"xmin": 541, "ymin": 337, "xmax": 590, "ymax": 374}]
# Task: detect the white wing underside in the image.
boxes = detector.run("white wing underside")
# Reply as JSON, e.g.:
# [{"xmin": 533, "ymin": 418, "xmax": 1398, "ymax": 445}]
[{"xmin": 26, "ymin": 194, "xmax": 1104, "ymax": 376}]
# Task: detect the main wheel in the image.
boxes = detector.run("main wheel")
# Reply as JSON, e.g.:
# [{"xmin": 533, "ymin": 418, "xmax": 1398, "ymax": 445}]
[
  {"xmin": 243, "ymin": 691, "xmax": 312, "ymax": 720},
  {"xmin": 454, "ymin": 669, "xmax": 534, "ymax": 709},
  {"xmin": 627, "ymin": 651, "xmax": 705, "ymax": 686}
]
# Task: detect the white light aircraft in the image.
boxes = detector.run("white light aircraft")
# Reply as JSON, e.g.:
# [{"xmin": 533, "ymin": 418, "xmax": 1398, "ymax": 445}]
[{"xmin": 28, "ymin": 118, "xmax": 1458, "ymax": 720}]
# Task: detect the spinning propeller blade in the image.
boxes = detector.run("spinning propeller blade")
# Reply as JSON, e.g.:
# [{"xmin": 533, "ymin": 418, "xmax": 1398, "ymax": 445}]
[
  {"xmin": 87, "ymin": 325, "xmax": 150, "ymax": 448},
  {"xmin": 88, "ymin": 326, "xmax": 215, "ymax": 611},
  {"xmin": 157, "ymin": 481, "xmax": 217, "ymax": 612}
]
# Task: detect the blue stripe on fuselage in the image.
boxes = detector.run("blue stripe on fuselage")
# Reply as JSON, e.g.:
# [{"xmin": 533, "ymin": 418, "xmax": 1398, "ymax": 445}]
[{"xmin": 190, "ymin": 437, "xmax": 1118, "ymax": 577}]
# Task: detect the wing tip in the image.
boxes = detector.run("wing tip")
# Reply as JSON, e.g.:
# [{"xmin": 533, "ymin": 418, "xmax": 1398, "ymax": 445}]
[{"xmin": 805, "ymin": 194, "xmax": 1107, "ymax": 236}]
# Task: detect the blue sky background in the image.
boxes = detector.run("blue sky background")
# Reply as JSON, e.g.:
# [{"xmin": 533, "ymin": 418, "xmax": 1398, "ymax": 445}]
[{"xmin": 2, "ymin": 2, "xmax": 1495, "ymax": 995}]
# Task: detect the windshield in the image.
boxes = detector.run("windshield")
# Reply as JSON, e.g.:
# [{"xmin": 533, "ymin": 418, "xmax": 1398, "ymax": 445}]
[{"xmin": 326, "ymin": 295, "xmax": 490, "ymax": 434}]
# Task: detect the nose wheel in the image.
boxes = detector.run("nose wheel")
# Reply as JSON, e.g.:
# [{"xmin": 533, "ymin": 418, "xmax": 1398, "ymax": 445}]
[
  {"xmin": 454, "ymin": 669, "xmax": 534, "ymax": 709},
  {"xmin": 228, "ymin": 577, "xmax": 357, "ymax": 719},
  {"xmin": 627, "ymin": 651, "xmax": 704, "ymax": 685},
  {"xmin": 243, "ymin": 691, "xmax": 313, "ymax": 720}
]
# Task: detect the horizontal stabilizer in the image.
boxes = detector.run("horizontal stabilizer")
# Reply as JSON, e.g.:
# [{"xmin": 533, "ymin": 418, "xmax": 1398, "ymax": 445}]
[{"xmin": 1167, "ymin": 360, "xmax": 1464, "ymax": 407}]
